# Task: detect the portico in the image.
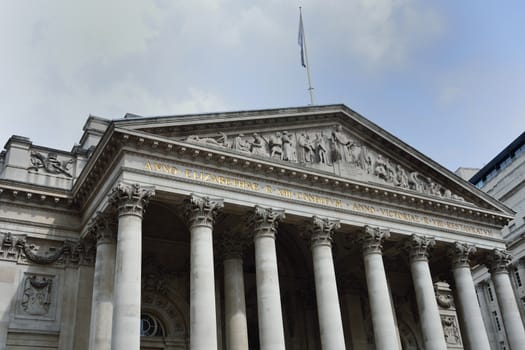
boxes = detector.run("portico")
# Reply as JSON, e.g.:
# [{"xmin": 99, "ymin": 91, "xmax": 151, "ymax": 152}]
[{"xmin": 0, "ymin": 105, "xmax": 519, "ymax": 350}]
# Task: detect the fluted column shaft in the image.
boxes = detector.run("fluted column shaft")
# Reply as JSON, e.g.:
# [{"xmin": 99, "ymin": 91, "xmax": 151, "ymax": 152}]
[
  {"xmin": 249, "ymin": 206, "xmax": 286, "ymax": 350},
  {"xmin": 222, "ymin": 232, "xmax": 249, "ymax": 350},
  {"xmin": 110, "ymin": 183, "xmax": 154, "ymax": 350},
  {"xmin": 308, "ymin": 216, "xmax": 346, "ymax": 350},
  {"xmin": 449, "ymin": 242, "xmax": 490, "ymax": 350},
  {"xmin": 406, "ymin": 235, "xmax": 446, "ymax": 350},
  {"xmin": 362, "ymin": 226, "xmax": 400, "ymax": 350},
  {"xmin": 88, "ymin": 213, "xmax": 116, "ymax": 350},
  {"xmin": 185, "ymin": 195, "xmax": 224, "ymax": 350},
  {"xmin": 490, "ymin": 249, "xmax": 525, "ymax": 350}
]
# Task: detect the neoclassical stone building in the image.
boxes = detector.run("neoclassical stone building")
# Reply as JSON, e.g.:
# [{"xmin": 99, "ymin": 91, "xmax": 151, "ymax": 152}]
[
  {"xmin": 0, "ymin": 104, "xmax": 523, "ymax": 350},
  {"xmin": 467, "ymin": 131, "xmax": 525, "ymax": 350}
]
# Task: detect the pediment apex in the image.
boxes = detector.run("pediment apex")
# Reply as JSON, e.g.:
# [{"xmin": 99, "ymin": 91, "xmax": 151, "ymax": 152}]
[{"xmin": 110, "ymin": 105, "xmax": 513, "ymax": 216}]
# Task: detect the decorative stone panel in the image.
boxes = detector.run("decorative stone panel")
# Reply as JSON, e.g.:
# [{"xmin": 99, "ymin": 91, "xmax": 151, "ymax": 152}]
[{"xmin": 15, "ymin": 273, "xmax": 58, "ymax": 321}]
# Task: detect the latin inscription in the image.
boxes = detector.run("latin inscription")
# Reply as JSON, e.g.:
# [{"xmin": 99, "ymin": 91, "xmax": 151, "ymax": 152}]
[{"xmin": 144, "ymin": 160, "xmax": 493, "ymax": 236}]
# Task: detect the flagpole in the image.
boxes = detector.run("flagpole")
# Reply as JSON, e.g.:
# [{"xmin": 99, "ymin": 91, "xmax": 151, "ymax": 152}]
[{"xmin": 299, "ymin": 7, "xmax": 315, "ymax": 105}]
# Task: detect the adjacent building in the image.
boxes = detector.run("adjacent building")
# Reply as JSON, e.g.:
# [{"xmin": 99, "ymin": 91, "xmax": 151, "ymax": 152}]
[
  {"xmin": 468, "ymin": 132, "xmax": 525, "ymax": 350},
  {"xmin": 0, "ymin": 104, "xmax": 523, "ymax": 350}
]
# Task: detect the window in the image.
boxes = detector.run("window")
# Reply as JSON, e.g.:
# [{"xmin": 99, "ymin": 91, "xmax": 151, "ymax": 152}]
[
  {"xmin": 499, "ymin": 156, "xmax": 513, "ymax": 170},
  {"xmin": 485, "ymin": 168, "xmax": 499, "ymax": 182},
  {"xmin": 515, "ymin": 144, "xmax": 525, "ymax": 157},
  {"xmin": 140, "ymin": 313, "xmax": 166, "ymax": 337},
  {"xmin": 514, "ymin": 267, "xmax": 523, "ymax": 287},
  {"xmin": 487, "ymin": 285, "xmax": 495, "ymax": 302},
  {"xmin": 492, "ymin": 311, "xmax": 502, "ymax": 331}
]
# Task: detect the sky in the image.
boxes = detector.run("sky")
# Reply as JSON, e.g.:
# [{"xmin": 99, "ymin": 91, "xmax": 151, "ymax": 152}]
[{"xmin": 0, "ymin": 0, "xmax": 524, "ymax": 172}]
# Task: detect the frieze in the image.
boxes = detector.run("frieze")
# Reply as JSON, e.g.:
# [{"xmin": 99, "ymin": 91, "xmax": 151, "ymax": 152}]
[
  {"xmin": 182, "ymin": 125, "xmax": 465, "ymax": 201},
  {"xmin": 143, "ymin": 160, "xmax": 496, "ymax": 238},
  {"xmin": 27, "ymin": 151, "xmax": 73, "ymax": 178},
  {"xmin": 0, "ymin": 232, "xmax": 94, "ymax": 266}
]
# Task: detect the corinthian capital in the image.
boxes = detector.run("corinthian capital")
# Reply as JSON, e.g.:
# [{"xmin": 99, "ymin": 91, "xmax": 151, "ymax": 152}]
[
  {"xmin": 448, "ymin": 242, "xmax": 476, "ymax": 268},
  {"xmin": 184, "ymin": 194, "xmax": 223, "ymax": 228},
  {"xmin": 361, "ymin": 226, "xmax": 390, "ymax": 255},
  {"xmin": 248, "ymin": 206, "xmax": 285, "ymax": 239},
  {"xmin": 87, "ymin": 211, "xmax": 116, "ymax": 245},
  {"xmin": 218, "ymin": 230, "xmax": 247, "ymax": 260},
  {"xmin": 489, "ymin": 249, "xmax": 513, "ymax": 274},
  {"xmin": 109, "ymin": 183, "xmax": 155, "ymax": 218},
  {"xmin": 404, "ymin": 234, "xmax": 435, "ymax": 262},
  {"xmin": 306, "ymin": 216, "xmax": 340, "ymax": 248}
]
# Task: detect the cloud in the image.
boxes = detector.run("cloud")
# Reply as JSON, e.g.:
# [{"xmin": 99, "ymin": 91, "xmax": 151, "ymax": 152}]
[
  {"xmin": 306, "ymin": 0, "xmax": 443, "ymax": 68},
  {"xmin": 0, "ymin": 0, "xmax": 446, "ymax": 151}
]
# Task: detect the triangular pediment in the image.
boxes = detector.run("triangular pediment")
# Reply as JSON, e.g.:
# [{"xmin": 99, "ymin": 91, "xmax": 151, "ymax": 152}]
[{"xmin": 113, "ymin": 105, "xmax": 514, "ymax": 216}]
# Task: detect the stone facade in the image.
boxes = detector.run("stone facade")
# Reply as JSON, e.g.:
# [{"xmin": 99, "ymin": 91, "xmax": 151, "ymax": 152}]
[
  {"xmin": 469, "ymin": 132, "xmax": 525, "ymax": 350},
  {"xmin": 0, "ymin": 104, "xmax": 521, "ymax": 350}
]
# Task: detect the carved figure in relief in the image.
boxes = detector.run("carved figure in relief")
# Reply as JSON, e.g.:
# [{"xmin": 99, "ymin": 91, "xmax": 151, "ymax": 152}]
[
  {"xmin": 281, "ymin": 131, "xmax": 296, "ymax": 161},
  {"xmin": 232, "ymin": 134, "xmax": 250, "ymax": 153},
  {"xmin": 331, "ymin": 125, "xmax": 354, "ymax": 162},
  {"xmin": 297, "ymin": 132, "xmax": 315, "ymax": 163},
  {"xmin": 269, "ymin": 132, "xmax": 283, "ymax": 159},
  {"xmin": 186, "ymin": 133, "xmax": 227, "ymax": 147},
  {"xmin": 408, "ymin": 171, "xmax": 425, "ymax": 192},
  {"xmin": 314, "ymin": 132, "xmax": 328, "ymax": 164},
  {"xmin": 373, "ymin": 155, "xmax": 389, "ymax": 181},
  {"xmin": 28, "ymin": 151, "xmax": 73, "ymax": 177},
  {"xmin": 395, "ymin": 165, "xmax": 409, "ymax": 188},
  {"xmin": 442, "ymin": 316, "xmax": 461, "ymax": 345},
  {"xmin": 385, "ymin": 159, "xmax": 396, "ymax": 183},
  {"xmin": 429, "ymin": 179, "xmax": 443, "ymax": 196},
  {"xmin": 21, "ymin": 275, "xmax": 53, "ymax": 316},
  {"xmin": 355, "ymin": 145, "xmax": 372, "ymax": 173},
  {"xmin": 249, "ymin": 133, "xmax": 268, "ymax": 156}
]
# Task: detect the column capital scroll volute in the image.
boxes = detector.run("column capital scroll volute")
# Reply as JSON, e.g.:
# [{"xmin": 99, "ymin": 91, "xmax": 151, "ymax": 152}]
[
  {"xmin": 488, "ymin": 248, "xmax": 513, "ymax": 274},
  {"xmin": 404, "ymin": 234, "xmax": 435, "ymax": 262},
  {"xmin": 448, "ymin": 241, "xmax": 477, "ymax": 268},
  {"xmin": 247, "ymin": 205, "xmax": 285, "ymax": 240},
  {"xmin": 87, "ymin": 211, "xmax": 117, "ymax": 245},
  {"xmin": 108, "ymin": 182, "xmax": 155, "ymax": 218},
  {"xmin": 361, "ymin": 225, "xmax": 390, "ymax": 255},
  {"xmin": 183, "ymin": 194, "xmax": 224, "ymax": 228},
  {"xmin": 306, "ymin": 216, "xmax": 340, "ymax": 249}
]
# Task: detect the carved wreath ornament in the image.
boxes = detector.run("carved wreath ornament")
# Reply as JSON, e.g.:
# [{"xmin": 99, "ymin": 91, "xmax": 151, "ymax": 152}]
[{"xmin": 183, "ymin": 125, "xmax": 465, "ymax": 201}]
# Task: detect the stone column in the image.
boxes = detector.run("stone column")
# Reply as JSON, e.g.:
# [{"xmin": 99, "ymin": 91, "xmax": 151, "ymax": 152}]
[
  {"xmin": 448, "ymin": 242, "xmax": 490, "ymax": 350},
  {"xmin": 221, "ymin": 231, "xmax": 249, "ymax": 350},
  {"xmin": 248, "ymin": 206, "xmax": 286, "ymax": 350},
  {"xmin": 405, "ymin": 235, "xmax": 447, "ymax": 350},
  {"xmin": 361, "ymin": 226, "xmax": 400, "ymax": 350},
  {"xmin": 110, "ymin": 183, "xmax": 154, "ymax": 350},
  {"xmin": 306, "ymin": 216, "xmax": 346, "ymax": 350},
  {"xmin": 340, "ymin": 279, "xmax": 367, "ymax": 350},
  {"xmin": 87, "ymin": 212, "xmax": 117, "ymax": 350},
  {"xmin": 184, "ymin": 194, "xmax": 224, "ymax": 350},
  {"xmin": 489, "ymin": 249, "xmax": 525, "ymax": 350}
]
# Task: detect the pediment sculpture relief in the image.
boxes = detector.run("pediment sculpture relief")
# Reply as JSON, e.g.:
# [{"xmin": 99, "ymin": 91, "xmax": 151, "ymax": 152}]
[{"xmin": 183, "ymin": 125, "xmax": 464, "ymax": 201}]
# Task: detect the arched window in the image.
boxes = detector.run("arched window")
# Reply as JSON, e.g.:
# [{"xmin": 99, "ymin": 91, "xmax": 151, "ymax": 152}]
[{"xmin": 140, "ymin": 313, "xmax": 166, "ymax": 337}]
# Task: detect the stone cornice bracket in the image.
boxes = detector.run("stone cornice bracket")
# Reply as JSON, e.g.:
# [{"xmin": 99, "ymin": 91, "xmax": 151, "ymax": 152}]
[
  {"xmin": 219, "ymin": 230, "xmax": 247, "ymax": 260},
  {"xmin": 361, "ymin": 226, "xmax": 390, "ymax": 255},
  {"xmin": 183, "ymin": 194, "xmax": 224, "ymax": 229},
  {"xmin": 404, "ymin": 234, "xmax": 435, "ymax": 262},
  {"xmin": 248, "ymin": 205, "xmax": 285, "ymax": 240},
  {"xmin": 448, "ymin": 242, "xmax": 477, "ymax": 268},
  {"xmin": 488, "ymin": 248, "xmax": 513, "ymax": 274},
  {"xmin": 306, "ymin": 216, "xmax": 340, "ymax": 249},
  {"xmin": 109, "ymin": 182, "xmax": 155, "ymax": 218},
  {"xmin": 87, "ymin": 211, "xmax": 117, "ymax": 245}
]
